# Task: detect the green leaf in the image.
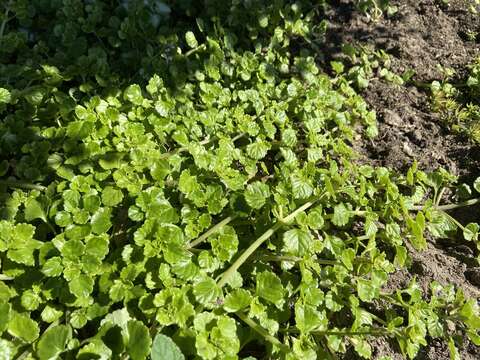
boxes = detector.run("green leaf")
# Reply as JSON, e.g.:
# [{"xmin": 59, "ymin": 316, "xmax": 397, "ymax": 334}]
[
  {"xmin": 0, "ymin": 302, "xmax": 10, "ymax": 334},
  {"xmin": 223, "ymin": 289, "xmax": 252, "ymax": 313},
  {"xmin": 102, "ymin": 186, "xmax": 124, "ymax": 207},
  {"xmin": 0, "ymin": 88, "xmax": 11, "ymax": 103},
  {"xmin": 332, "ymin": 203, "xmax": 351, "ymax": 227},
  {"xmin": 42, "ymin": 257, "xmax": 63, "ymax": 277},
  {"xmin": 256, "ymin": 271, "xmax": 285, "ymax": 308},
  {"xmin": 427, "ymin": 209, "xmax": 457, "ymax": 238},
  {"xmin": 185, "ymin": 31, "xmax": 198, "ymax": 48},
  {"xmin": 193, "ymin": 278, "xmax": 223, "ymax": 307},
  {"xmin": 91, "ymin": 208, "xmax": 112, "ymax": 234},
  {"xmin": 0, "ymin": 339, "xmax": 14, "ymax": 360},
  {"xmin": 357, "ymin": 279, "xmax": 376, "ymax": 302},
  {"xmin": 69, "ymin": 274, "xmax": 94, "ymax": 298},
  {"xmin": 246, "ymin": 141, "xmax": 269, "ymax": 159},
  {"xmin": 464, "ymin": 223, "xmax": 479, "ymax": 241},
  {"xmin": 151, "ymin": 334, "xmax": 185, "ymax": 360},
  {"xmin": 474, "ymin": 177, "xmax": 480, "ymax": 193},
  {"xmin": 127, "ymin": 320, "xmax": 152, "ymax": 360},
  {"xmin": 307, "ymin": 206, "xmax": 324, "ymax": 230},
  {"xmin": 407, "ymin": 212, "xmax": 426, "ymax": 250},
  {"xmin": 85, "ymin": 235, "xmax": 110, "ymax": 260},
  {"xmin": 24, "ymin": 199, "xmax": 47, "ymax": 222},
  {"xmin": 282, "ymin": 228, "xmax": 311, "ymax": 256},
  {"xmin": 291, "ymin": 174, "xmax": 313, "ymax": 199},
  {"xmin": 295, "ymin": 303, "xmax": 327, "ymax": 333},
  {"xmin": 244, "ymin": 182, "xmax": 270, "ymax": 209},
  {"xmin": 7, "ymin": 312, "xmax": 39, "ymax": 342},
  {"xmin": 99, "ymin": 152, "xmax": 125, "ymax": 170},
  {"xmin": 124, "ymin": 84, "xmax": 143, "ymax": 105},
  {"xmin": 36, "ymin": 325, "xmax": 72, "ymax": 360},
  {"xmin": 350, "ymin": 336, "xmax": 372, "ymax": 359},
  {"xmin": 40, "ymin": 306, "xmax": 63, "ymax": 323},
  {"xmin": 448, "ymin": 337, "xmax": 460, "ymax": 360}
]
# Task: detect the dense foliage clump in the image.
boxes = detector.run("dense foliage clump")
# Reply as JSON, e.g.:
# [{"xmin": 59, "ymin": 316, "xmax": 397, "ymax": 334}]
[
  {"xmin": 0, "ymin": 1, "xmax": 479, "ymax": 359},
  {"xmin": 431, "ymin": 58, "xmax": 480, "ymax": 143}
]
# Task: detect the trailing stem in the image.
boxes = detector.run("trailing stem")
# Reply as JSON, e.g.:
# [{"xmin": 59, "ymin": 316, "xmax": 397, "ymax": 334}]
[
  {"xmin": 235, "ymin": 312, "xmax": 290, "ymax": 352},
  {"xmin": 282, "ymin": 328, "xmax": 393, "ymax": 337},
  {"xmin": 412, "ymin": 197, "xmax": 480, "ymax": 211},
  {"xmin": 188, "ymin": 215, "xmax": 238, "ymax": 248},
  {"xmin": 217, "ymin": 198, "xmax": 320, "ymax": 287}
]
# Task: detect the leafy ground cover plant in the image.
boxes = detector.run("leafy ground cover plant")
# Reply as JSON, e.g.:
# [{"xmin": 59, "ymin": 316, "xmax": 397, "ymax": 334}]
[
  {"xmin": 431, "ymin": 58, "xmax": 480, "ymax": 142},
  {"xmin": 0, "ymin": 0, "xmax": 479, "ymax": 359}
]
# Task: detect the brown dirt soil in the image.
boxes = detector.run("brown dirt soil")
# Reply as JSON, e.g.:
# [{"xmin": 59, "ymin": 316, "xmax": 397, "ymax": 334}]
[{"xmin": 323, "ymin": 0, "xmax": 480, "ymax": 359}]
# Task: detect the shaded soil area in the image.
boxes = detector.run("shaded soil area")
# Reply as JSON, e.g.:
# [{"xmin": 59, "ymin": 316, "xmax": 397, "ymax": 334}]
[{"xmin": 323, "ymin": 0, "xmax": 480, "ymax": 358}]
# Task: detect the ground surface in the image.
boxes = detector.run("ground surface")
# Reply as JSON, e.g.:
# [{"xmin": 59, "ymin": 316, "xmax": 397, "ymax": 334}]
[{"xmin": 324, "ymin": 1, "xmax": 480, "ymax": 358}]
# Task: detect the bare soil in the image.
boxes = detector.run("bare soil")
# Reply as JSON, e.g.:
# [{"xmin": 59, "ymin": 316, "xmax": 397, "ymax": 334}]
[{"xmin": 323, "ymin": 0, "xmax": 480, "ymax": 358}]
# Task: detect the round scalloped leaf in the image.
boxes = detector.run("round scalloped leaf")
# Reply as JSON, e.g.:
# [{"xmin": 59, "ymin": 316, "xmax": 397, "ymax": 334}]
[
  {"xmin": 36, "ymin": 325, "xmax": 72, "ymax": 360},
  {"xmin": 127, "ymin": 320, "xmax": 152, "ymax": 360},
  {"xmin": 151, "ymin": 334, "xmax": 185, "ymax": 360},
  {"xmin": 7, "ymin": 312, "xmax": 39, "ymax": 343}
]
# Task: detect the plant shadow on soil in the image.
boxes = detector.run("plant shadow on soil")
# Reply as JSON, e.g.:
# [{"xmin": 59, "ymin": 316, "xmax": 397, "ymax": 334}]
[{"xmin": 321, "ymin": 0, "xmax": 480, "ymax": 358}]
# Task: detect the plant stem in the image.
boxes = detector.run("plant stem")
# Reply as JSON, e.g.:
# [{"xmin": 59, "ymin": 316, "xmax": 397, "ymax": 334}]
[
  {"xmin": 217, "ymin": 198, "xmax": 318, "ymax": 287},
  {"xmin": 256, "ymin": 253, "xmax": 372, "ymax": 266},
  {"xmin": 282, "ymin": 327, "xmax": 391, "ymax": 337},
  {"xmin": 0, "ymin": 180, "xmax": 47, "ymax": 191},
  {"xmin": 412, "ymin": 197, "xmax": 480, "ymax": 211},
  {"xmin": 435, "ymin": 187, "xmax": 447, "ymax": 207},
  {"xmin": 185, "ymin": 43, "xmax": 206, "ymax": 57},
  {"xmin": 0, "ymin": 1, "xmax": 12, "ymax": 41},
  {"xmin": 0, "ymin": 274, "xmax": 13, "ymax": 281},
  {"xmin": 235, "ymin": 312, "xmax": 290, "ymax": 352},
  {"xmin": 188, "ymin": 215, "xmax": 238, "ymax": 248}
]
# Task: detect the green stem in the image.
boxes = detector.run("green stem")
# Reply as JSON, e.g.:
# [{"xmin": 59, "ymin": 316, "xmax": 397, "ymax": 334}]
[
  {"xmin": 256, "ymin": 253, "xmax": 372, "ymax": 266},
  {"xmin": 185, "ymin": 43, "xmax": 206, "ymax": 57},
  {"xmin": 0, "ymin": 180, "xmax": 47, "ymax": 191},
  {"xmin": 282, "ymin": 327, "xmax": 392, "ymax": 337},
  {"xmin": 188, "ymin": 215, "xmax": 238, "ymax": 248},
  {"xmin": 412, "ymin": 197, "xmax": 480, "ymax": 211},
  {"xmin": 0, "ymin": 1, "xmax": 12, "ymax": 41},
  {"xmin": 235, "ymin": 312, "xmax": 290, "ymax": 352},
  {"xmin": 435, "ymin": 187, "xmax": 447, "ymax": 207},
  {"xmin": 0, "ymin": 274, "xmax": 13, "ymax": 281},
  {"xmin": 217, "ymin": 198, "xmax": 318, "ymax": 287}
]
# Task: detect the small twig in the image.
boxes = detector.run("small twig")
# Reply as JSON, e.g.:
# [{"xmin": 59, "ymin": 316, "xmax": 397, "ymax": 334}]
[{"xmin": 0, "ymin": 274, "xmax": 13, "ymax": 281}]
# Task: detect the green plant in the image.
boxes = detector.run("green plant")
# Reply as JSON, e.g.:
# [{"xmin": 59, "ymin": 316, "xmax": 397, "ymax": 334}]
[
  {"xmin": 356, "ymin": 0, "xmax": 398, "ymax": 20},
  {"xmin": 431, "ymin": 59, "xmax": 480, "ymax": 142},
  {"xmin": 0, "ymin": 1, "xmax": 479, "ymax": 359}
]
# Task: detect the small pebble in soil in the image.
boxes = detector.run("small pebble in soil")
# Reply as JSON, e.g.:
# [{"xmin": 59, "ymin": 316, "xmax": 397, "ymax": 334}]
[
  {"xmin": 383, "ymin": 110, "xmax": 403, "ymax": 127},
  {"xmin": 402, "ymin": 142, "xmax": 415, "ymax": 157}
]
